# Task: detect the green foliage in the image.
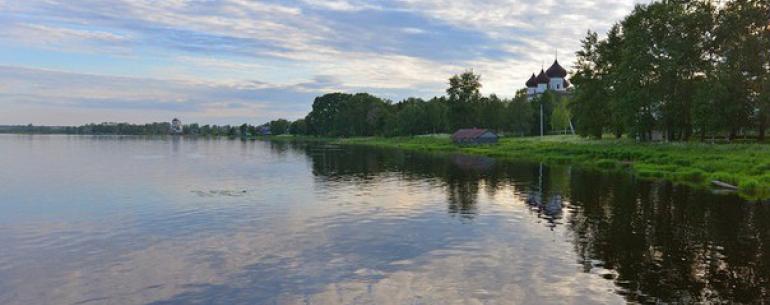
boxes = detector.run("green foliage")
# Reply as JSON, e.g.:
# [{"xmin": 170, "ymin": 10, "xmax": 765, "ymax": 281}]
[
  {"xmin": 507, "ymin": 90, "xmax": 534, "ymax": 136},
  {"xmin": 570, "ymin": 30, "xmax": 610, "ymax": 139},
  {"xmin": 677, "ymin": 168, "xmax": 706, "ymax": 183},
  {"xmin": 289, "ymin": 119, "xmax": 307, "ymax": 135},
  {"xmin": 550, "ymin": 97, "xmax": 571, "ymax": 132},
  {"xmin": 447, "ymin": 70, "xmax": 483, "ymax": 130},
  {"xmin": 305, "ymin": 93, "xmax": 392, "ymax": 137},
  {"xmin": 268, "ymin": 119, "xmax": 290, "ymax": 135},
  {"xmin": 570, "ymin": 0, "xmax": 769, "ymax": 142},
  {"xmin": 299, "ymin": 72, "xmax": 538, "ymax": 138},
  {"xmin": 531, "ymin": 91, "xmax": 558, "ymax": 136},
  {"xmin": 595, "ymin": 159, "xmax": 619, "ymax": 170},
  {"xmin": 710, "ymin": 172, "xmax": 740, "ymax": 186}
]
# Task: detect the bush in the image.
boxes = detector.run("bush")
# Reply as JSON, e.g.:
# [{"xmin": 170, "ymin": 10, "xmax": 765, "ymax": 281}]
[
  {"xmin": 750, "ymin": 162, "xmax": 770, "ymax": 175},
  {"xmin": 709, "ymin": 172, "xmax": 740, "ymax": 186},
  {"xmin": 676, "ymin": 169, "xmax": 706, "ymax": 183},
  {"xmin": 739, "ymin": 178, "xmax": 762, "ymax": 194},
  {"xmin": 596, "ymin": 159, "xmax": 619, "ymax": 170}
]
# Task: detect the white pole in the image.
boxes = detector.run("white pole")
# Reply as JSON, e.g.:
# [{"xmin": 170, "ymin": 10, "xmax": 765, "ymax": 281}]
[{"xmin": 540, "ymin": 102, "xmax": 544, "ymax": 137}]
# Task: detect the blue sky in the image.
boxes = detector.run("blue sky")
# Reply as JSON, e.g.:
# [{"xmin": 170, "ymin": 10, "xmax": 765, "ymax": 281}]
[{"xmin": 0, "ymin": 0, "xmax": 641, "ymax": 125}]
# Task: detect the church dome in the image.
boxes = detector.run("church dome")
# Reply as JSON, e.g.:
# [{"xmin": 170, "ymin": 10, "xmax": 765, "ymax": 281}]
[
  {"xmin": 536, "ymin": 69, "xmax": 549, "ymax": 84},
  {"xmin": 546, "ymin": 60, "xmax": 568, "ymax": 78},
  {"xmin": 525, "ymin": 73, "xmax": 537, "ymax": 87}
]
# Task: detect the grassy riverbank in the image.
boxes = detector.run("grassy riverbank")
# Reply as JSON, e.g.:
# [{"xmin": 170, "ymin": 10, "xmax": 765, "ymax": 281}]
[{"xmin": 320, "ymin": 135, "xmax": 770, "ymax": 199}]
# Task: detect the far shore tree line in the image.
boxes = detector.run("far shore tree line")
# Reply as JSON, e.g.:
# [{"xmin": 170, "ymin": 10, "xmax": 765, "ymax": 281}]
[
  {"xmin": 0, "ymin": 122, "xmax": 241, "ymax": 136},
  {"xmin": 283, "ymin": 74, "xmax": 568, "ymax": 138}
]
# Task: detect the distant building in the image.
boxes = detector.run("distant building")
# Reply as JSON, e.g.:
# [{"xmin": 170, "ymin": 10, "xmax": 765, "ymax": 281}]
[
  {"xmin": 525, "ymin": 58, "xmax": 571, "ymax": 100},
  {"xmin": 451, "ymin": 128, "xmax": 498, "ymax": 145},
  {"xmin": 170, "ymin": 118, "xmax": 183, "ymax": 134}
]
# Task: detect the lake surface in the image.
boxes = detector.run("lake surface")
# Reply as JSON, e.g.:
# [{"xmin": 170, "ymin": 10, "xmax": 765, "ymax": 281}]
[{"xmin": 0, "ymin": 135, "xmax": 768, "ymax": 305}]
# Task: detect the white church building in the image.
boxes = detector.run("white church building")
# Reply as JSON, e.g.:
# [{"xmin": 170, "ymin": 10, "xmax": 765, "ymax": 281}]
[
  {"xmin": 525, "ymin": 59, "xmax": 570, "ymax": 100},
  {"xmin": 170, "ymin": 118, "xmax": 183, "ymax": 134}
]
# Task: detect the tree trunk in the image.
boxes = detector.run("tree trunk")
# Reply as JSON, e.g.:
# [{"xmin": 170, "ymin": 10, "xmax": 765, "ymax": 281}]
[
  {"xmin": 729, "ymin": 128, "xmax": 738, "ymax": 141},
  {"xmin": 759, "ymin": 115, "xmax": 767, "ymax": 142}
]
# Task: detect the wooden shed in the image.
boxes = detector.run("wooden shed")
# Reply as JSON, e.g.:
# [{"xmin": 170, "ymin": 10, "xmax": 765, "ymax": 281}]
[{"xmin": 451, "ymin": 128, "xmax": 498, "ymax": 145}]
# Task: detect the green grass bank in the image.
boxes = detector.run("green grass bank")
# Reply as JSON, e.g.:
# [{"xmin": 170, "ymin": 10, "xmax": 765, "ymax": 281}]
[{"xmin": 311, "ymin": 135, "xmax": 770, "ymax": 199}]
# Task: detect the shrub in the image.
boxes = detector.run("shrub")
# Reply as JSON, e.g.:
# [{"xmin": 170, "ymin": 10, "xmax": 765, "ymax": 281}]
[
  {"xmin": 750, "ymin": 162, "xmax": 770, "ymax": 175},
  {"xmin": 677, "ymin": 169, "xmax": 706, "ymax": 183},
  {"xmin": 709, "ymin": 172, "xmax": 740, "ymax": 186},
  {"xmin": 596, "ymin": 159, "xmax": 618, "ymax": 170},
  {"xmin": 739, "ymin": 178, "xmax": 762, "ymax": 195}
]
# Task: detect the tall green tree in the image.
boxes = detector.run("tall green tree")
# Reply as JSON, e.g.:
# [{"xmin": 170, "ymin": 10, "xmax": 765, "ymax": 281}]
[
  {"xmin": 269, "ymin": 119, "xmax": 291, "ymax": 135},
  {"xmin": 714, "ymin": 0, "xmax": 767, "ymax": 140},
  {"xmin": 446, "ymin": 71, "xmax": 482, "ymax": 130},
  {"xmin": 424, "ymin": 97, "xmax": 449, "ymax": 134},
  {"xmin": 479, "ymin": 94, "xmax": 507, "ymax": 132},
  {"xmin": 506, "ymin": 89, "xmax": 534, "ymax": 136},
  {"xmin": 289, "ymin": 119, "xmax": 307, "ymax": 135},
  {"xmin": 570, "ymin": 30, "xmax": 610, "ymax": 138},
  {"xmin": 551, "ymin": 98, "xmax": 572, "ymax": 133}
]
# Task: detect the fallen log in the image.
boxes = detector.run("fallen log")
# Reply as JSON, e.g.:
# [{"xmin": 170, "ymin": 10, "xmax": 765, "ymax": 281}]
[{"xmin": 712, "ymin": 180, "xmax": 739, "ymax": 190}]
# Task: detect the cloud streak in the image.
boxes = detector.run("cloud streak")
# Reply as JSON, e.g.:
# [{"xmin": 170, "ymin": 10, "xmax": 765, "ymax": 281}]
[{"xmin": 0, "ymin": 0, "xmax": 643, "ymax": 124}]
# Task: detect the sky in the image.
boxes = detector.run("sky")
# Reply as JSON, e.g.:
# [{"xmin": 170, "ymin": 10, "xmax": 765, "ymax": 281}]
[{"xmin": 0, "ymin": 0, "xmax": 642, "ymax": 125}]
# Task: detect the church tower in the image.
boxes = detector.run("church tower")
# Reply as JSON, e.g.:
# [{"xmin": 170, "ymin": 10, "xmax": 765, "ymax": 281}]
[
  {"xmin": 545, "ymin": 59, "xmax": 568, "ymax": 92},
  {"xmin": 524, "ymin": 55, "xmax": 570, "ymax": 100}
]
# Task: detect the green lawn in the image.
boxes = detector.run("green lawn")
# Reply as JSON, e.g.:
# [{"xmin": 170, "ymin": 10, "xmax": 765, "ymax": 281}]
[{"xmin": 329, "ymin": 135, "xmax": 770, "ymax": 199}]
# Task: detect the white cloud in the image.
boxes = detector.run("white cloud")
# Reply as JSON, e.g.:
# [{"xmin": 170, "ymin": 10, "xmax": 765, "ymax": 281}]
[
  {"xmin": 401, "ymin": 27, "xmax": 427, "ymax": 34},
  {"xmin": 1, "ymin": 23, "xmax": 131, "ymax": 53},
  {"xmin": 300, "ymin": 0, "xmax": 373, "ymax": 11}
]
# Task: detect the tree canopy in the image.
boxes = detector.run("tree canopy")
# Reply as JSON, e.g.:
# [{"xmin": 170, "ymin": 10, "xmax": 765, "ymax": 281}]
[{"xmin": 570, "ymin": 0, "xmax": 770, "ymax": 141}]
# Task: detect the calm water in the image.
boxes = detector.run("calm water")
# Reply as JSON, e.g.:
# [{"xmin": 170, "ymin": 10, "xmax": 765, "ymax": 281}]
[{"xmin": 0, "ymin": 135, "xmax": 768, "ymax": 305}]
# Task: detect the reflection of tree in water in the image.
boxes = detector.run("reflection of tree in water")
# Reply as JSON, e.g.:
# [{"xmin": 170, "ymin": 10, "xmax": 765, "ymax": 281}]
[
  {"xmin": 444, "ymin": 155, "xmax": 496, "ymax": 219},
  {"xmin": 567, "ymin": 171, "xmax": 770, "ymax": 303},
  {"xmin": 284, "ymin": 141, "xmax": 770, "ymax": 303},
  {"xmin": 525, "ymin": 163, "xmax": 569, "ymax": 229}
]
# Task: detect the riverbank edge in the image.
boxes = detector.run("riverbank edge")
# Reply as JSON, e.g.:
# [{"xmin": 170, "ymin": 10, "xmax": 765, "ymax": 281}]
[{"xmin": 270, "ymin": 135, "xmax": 770, "ymax": 200}]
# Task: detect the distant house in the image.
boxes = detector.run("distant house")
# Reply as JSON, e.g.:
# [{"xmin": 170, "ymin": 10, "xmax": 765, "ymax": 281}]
[
  {"xmin": 170, "ymin": 118, "xmax": 183, "ymax": 134},
  {"xmin": 451, "ymin": 128, "xmax": 498, "ymax": 145}
]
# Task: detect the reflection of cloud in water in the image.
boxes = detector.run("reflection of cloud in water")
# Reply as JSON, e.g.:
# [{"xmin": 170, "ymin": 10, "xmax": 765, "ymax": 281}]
[
  {"xmin": 3, "ymin": 137, "xmax": 767, "ymax": 304},
  {"xmin": 133, "ymin": 211, "xmax": 620, "ymax": 305},
  {"xmin": 131, "ymin": 154, "xmax": 166, "ymax": 160},
  {"xmin": 191, "ymin": 190, "xmax": 248, "ymax": 197}
]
